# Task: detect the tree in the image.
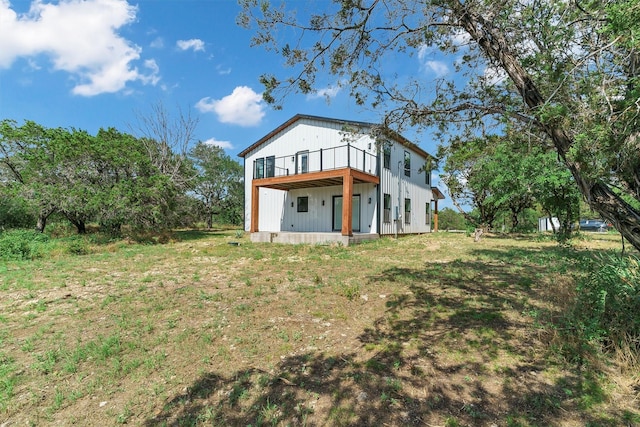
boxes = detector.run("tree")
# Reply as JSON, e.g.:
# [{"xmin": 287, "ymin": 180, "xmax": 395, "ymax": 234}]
[
  {"xmin": 532, "ymin": 152, "xmax": 581, "ymax": 236},
  {"xmin": 0, "ymin": 120, "xmax": 190, "ymax": 234},
  {"xmin": 129, "ymin": 101, "xmax": 198, "ymax": 192},
  {"xmin": 189, "ymin": 142, "xmax": 244, "ymax": 228},
  {"xmin": 239, "ymin": 0, "xmax": 640, "ymax": 250},
  {"xmin": 436, "ymin": 207, "xmax": 467, "ymax": 231},
  {"xmin": 439, "ymin": 135, "xmax": 502, "ymax": 229}
]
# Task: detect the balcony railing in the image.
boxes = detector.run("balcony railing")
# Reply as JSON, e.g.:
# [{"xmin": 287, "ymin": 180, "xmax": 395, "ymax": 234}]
[{"xmin": 253, "ymin": 144, "xmax": 379, "ymax": 179}]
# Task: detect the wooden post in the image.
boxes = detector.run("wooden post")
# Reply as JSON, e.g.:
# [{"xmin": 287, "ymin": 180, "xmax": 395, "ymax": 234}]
[
  {"xmin": 341, "ymin": 169, "xmax": 353, "ymax": 236},
  {"xmin": 250, "ymin": 183, "xmax": 260, "ymax": 232}
]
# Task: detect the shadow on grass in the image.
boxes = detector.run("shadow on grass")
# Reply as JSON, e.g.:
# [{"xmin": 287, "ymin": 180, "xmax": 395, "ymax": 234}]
[{"xmin": 144, "ymin": 245, "xmax": 638, "ymax": 426}]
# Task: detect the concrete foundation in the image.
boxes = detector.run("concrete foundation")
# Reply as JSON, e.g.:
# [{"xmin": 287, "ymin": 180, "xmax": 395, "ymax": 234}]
[{"xmin": 250, "ymin": 232, "xmax": 379, "ymax": 246}]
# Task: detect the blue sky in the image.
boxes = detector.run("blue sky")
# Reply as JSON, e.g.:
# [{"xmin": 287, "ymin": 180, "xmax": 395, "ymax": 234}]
[{"xmin": 0, "ymin": 0, "xmax": 468, "ymax": 205}]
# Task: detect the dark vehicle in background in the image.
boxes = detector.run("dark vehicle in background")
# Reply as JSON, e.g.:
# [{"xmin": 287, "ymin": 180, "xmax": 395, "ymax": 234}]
[{"xmin": 577, "ymin": 219, "xmax": 612, "ymax": 232}]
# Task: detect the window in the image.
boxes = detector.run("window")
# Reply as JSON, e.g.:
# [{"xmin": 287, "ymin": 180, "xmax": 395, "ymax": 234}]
[
  {"xmin": 297, "ymin": 196, "xmax": 309, "ymax": 212},
  {"xmin": 383, "ymin": 193, "xmax": 391, "ymax": 223},
  {"xmin": 425, "ymin": 168, "xmax": 431, "ymax": 185},
  {"xmin": 404, "ymin": 198, "xmax": 411, "ymax": 224},
  {"xmin": 404, "ymin": 151, "xmax": 411, "ymax": 177},
  {"xmin": 266, "ymin": 156, "xmax": 275, "ymax": 178},
  {"xmin": 255, "ymin": 158, "xmax": 265, "ymax": 179},
  {"xmin": 383, "ymin": 145, "xmax": 391, "ymax": 170},
  {"xmin": 425, "ymin": 202, "xmax": 431, "ymax": 225}
]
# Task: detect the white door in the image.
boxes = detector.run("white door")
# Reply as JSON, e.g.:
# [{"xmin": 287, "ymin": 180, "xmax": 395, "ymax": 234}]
[{"xmin": 296, "ymin": 151, "xmax": 309, "ymax": 174}]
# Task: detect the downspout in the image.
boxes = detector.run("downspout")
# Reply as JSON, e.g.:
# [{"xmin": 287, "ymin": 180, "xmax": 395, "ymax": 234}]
[
  {"xmin": 396, "ymin": 160, "xmax": 402, "ymax": 239},
  {"xmin": 376, "ymin": 151, "xmax": 381, "ymax": 236}
]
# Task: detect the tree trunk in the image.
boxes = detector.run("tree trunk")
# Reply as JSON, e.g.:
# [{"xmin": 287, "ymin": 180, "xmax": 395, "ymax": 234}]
[
  {"xmin": 455, "ymin": 3, "xmax": 640, "ymax": 251},
  {"xmin": 71, "ymin": 219, "xmax": 86, "ymax": 234},
  {"xmin": 36, "ymin": 214, "xmax": 48, "ymax": 233},
  {"xmin": 63, "ymin": 213, "xmax": 86, "ymax": 234},
  {"xmin": 511, "ymin": 209, "xmax": 519, "ymax": 231},
  {"xmin": 35, "ymin": 207, "xmax": 55, "ymax": 233}
]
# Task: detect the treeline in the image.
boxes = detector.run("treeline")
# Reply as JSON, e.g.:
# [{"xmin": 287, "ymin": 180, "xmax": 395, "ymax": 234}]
[
  {"xmin": 0, "ymin": 119, "xmax": 243, "ymax": 234},
  {"xmin": 438, "ymin": 129, "xmax": 583, "ymax": 235}
]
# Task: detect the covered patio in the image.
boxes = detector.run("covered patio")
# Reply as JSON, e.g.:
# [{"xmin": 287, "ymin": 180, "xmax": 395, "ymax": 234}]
[{"xmin": 250, "ymin": 166, "xmax": 380, "ymax": 237}]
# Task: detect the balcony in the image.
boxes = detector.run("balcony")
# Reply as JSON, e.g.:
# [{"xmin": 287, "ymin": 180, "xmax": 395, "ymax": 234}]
[{"xmin": 252, "ymin": 144, "xmax": 379, "ymax": 190}]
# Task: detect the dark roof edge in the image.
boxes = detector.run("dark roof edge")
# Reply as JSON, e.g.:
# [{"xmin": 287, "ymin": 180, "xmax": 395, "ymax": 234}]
[
  {"xmin": 237, "ymin": 113, "xmax": 434, "ymax": 160},
  {"xmin": 431, "ymin": 187, "xmax": 446, "ymax": 200}
]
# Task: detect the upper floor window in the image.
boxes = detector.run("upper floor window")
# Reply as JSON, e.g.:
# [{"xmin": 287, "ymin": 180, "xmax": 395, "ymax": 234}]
[
  {"xmin": 404, "ymin": 151, "xmax": 411, "ymax": 177},
  {"xmin": 255, "ymin": 158, "xmax": 265, "ymax": 179},
  {"xmin": 383, "ymin": 145, "xmax": 391, "ymax": 170},
  {"xmin": 425, "ymin": 168, "xmax": 431, "ymax": 186},
  {"xmin": 266, "ymin": 156, "xmax": 275, "ymax": 178}
]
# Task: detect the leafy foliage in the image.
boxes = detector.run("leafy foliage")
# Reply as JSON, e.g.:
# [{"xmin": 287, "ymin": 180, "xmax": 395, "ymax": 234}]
[
  {"xmin": 440, "ymin": 130, "xmax": 580, "ymax": 232},
  {"xmin": 189, "ymin": 142, "xmax": 244, "ymax": 228},
  {"xmin": 0, "ymin": 229, "xmax": 50, "ymax": 261},
  {"xmin": 0, "ymin": 116, "xmax": 242, "ymax": 234},
  {"xmin": 436, "ymin": 207, "xmax": 468, "ymax": 231},
  {"xmin": 573, "ymin": 255, "xmax": 640, "ymax": 354},
  {"xmin": 0, "ymin": 193, "xmax": 35, "ymax": 229}
]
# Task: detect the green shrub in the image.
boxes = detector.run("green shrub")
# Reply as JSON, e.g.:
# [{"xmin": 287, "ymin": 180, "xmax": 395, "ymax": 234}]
[
  {"xmin": 0, "ymin": 196, "xmax": 36, "ymax": 229},
  {"xmin": 574, "ymin": 255, "xmax": 640, "ymax": 353},
  {"xmin": 0, "ymin": 229, "xmax": 50, "ymax": 261},
  {"xmin": 66, "ymin": 236, "xmax": 91, "ymax": 255}
]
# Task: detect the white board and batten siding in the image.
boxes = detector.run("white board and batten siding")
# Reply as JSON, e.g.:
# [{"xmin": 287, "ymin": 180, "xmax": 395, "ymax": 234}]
[
  {"xmin": 281, "ymin": 183, "xmax": 378, "ymax": 233},
  {"xmin": 379, "ymin": 142, "xmax": 434, "ymax": 235}
]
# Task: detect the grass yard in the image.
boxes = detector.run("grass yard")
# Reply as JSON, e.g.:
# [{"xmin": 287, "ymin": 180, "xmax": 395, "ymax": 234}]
[{"xmin": 0, "ymin": 230, "xmax": 638, "ymax": 426}]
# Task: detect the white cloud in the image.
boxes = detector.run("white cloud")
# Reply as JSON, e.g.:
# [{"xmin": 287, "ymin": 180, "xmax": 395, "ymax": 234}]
[
  {"xmin": 150, "ymin": 37, "xmax": 164, "ymax": 49},
  {"xmin": 203, "ymin": 137, "xmax": 233, "ymax": 150},
  {"xmin": 418, "ymin": 45, "xmax": 430, "ymax": 62},
  {"xmin": 306, "ymin": 84, "xmax": 341, "ymax": 100},
  {"xmin": 177, "ymin": 38, "xmax": 205, "ymax": 52},
  {"xmin": 417, "ymin": 45, "xmax": 449, "ymax": 77},
  {"xmin": 450, "ymin": 29, "xmax": 472, "ymax": 47},
  {"xmin": 216, "ymin": 65, "xmax": 231, "ymax": 75},
  {"xmin": 196, "ymin": 86, "xmax": 265, "ymax": 127},
  {"xmin": 482, "ymin": 66, "xmax": 507, "ymax": 86},
  {"xmin": 0, "ymin": 0, "xmax": 159, "ymax": 96},
  {"xmin": 425, "ymin": 60, "xmax": 449, "ymax": 77}
]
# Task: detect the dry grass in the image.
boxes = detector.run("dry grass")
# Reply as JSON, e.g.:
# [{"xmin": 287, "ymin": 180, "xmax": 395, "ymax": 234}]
[{"xmin": 0, "ymin": 230, "xmax": 638, "ymax": 426}]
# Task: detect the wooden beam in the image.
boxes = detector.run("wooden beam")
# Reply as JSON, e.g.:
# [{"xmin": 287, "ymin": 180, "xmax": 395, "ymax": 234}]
[
  {"xmin": 255, "ymin": 167, "xmax": 379, "ymax": 191},
  {"xmin": 342, "ymin": 169, "xmax": 353, "ymax": 236},
  {"xmin": 250, "ymin": 183, "xmax": 260, "ymax": 233}
]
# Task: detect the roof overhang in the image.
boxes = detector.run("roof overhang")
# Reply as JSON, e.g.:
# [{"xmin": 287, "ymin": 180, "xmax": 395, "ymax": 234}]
[{"xmin": 431, "ymin": 187, "xmax": 446, "ymax": 200}]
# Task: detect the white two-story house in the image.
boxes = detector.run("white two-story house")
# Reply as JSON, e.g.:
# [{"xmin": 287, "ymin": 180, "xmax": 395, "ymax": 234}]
[{"xmin": 238, "ymin": 114, "xmax": 445, "ymax": 245}]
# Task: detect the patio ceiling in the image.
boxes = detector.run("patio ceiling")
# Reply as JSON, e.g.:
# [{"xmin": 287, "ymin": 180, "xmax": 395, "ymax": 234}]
[{"xmin": 253, "ymin": 168, "xmax": 379, "ymax": 191}]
